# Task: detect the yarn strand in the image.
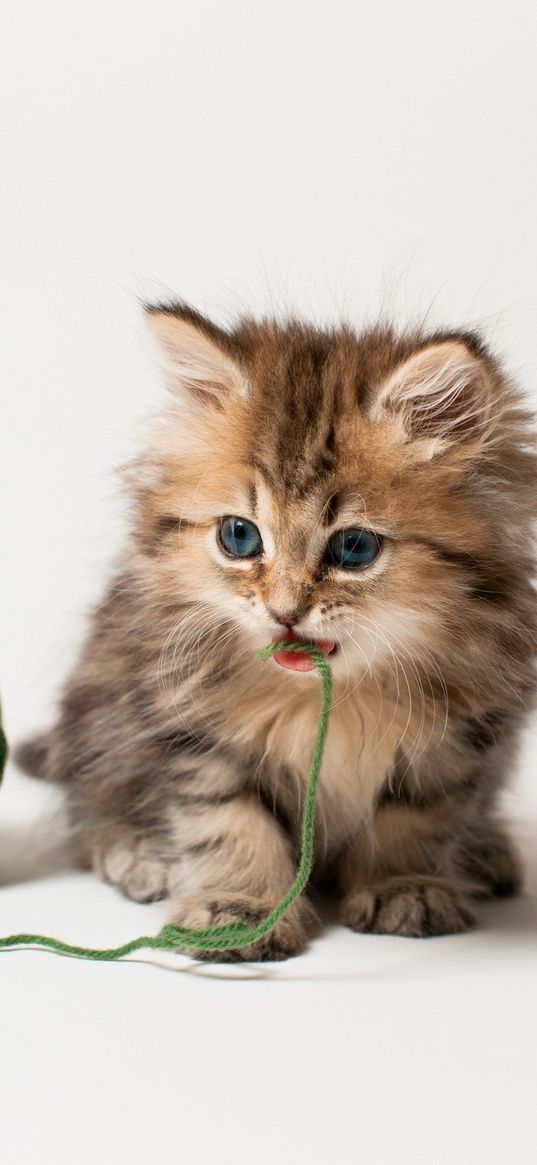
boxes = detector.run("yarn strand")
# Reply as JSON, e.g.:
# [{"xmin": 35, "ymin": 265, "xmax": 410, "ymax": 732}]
[{"xmin": 0, "ymin": 642, "xmax": 333, "ymax": 962}]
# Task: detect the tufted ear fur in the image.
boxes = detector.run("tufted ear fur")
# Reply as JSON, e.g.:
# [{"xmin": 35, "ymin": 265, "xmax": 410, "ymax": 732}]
[
  {"xmin": 371, "ymin": 340, "xmax": 494, "ymax": 449},
  {"xmin": 145, "ymin": 304, "xmax": 247, "ymax": 410}
]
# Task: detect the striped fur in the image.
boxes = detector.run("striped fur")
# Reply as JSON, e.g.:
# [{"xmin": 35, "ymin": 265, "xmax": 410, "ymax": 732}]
[{"xmin": 17, "ymin": 306, "xmax": 537, "ymax": 959}]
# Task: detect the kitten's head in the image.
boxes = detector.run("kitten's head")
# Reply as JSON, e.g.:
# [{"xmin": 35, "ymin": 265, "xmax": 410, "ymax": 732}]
[{"xmin": 138, "ymin": 304, "xmax": 536, "ymax": 687}]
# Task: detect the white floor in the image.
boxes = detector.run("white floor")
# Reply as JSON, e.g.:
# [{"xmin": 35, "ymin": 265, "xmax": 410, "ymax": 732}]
[{"xmin": 1, "ymin": 733, "xmax": 536, "ymax": 1165}]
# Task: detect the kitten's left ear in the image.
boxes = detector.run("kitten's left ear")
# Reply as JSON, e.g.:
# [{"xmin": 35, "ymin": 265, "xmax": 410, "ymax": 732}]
[
  {"xmin": 371, "ymin": 339, "xmax": 494, "ymax": 450},
  {"xmin": 145, "ymin": 304, "xmax": 247, "ymax": 410}
]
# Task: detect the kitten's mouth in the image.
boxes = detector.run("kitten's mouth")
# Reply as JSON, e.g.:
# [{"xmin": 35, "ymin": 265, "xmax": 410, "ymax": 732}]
[{"xmin": 271, "ymin": 629, "xmax": 337, "ymax": 673}]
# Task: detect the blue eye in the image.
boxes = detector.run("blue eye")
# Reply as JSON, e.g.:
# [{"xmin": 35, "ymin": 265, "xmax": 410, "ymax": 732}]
[
  {"xmin": 218, "ymin": 516, "xmax": 263, "ymax": 559},
  {"xmin": 327, "ymin": 528, "xmax": 382, "ymax": 570}
]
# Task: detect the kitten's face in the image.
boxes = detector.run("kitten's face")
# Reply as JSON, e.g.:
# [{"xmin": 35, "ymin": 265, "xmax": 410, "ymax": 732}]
[
  {"xmin": 142, "ymin": 308, "xmax": 522, "ymax": 685},
  {"xmin": 198, "ymin": 434, "xmax": 424, "ymax": 679}
]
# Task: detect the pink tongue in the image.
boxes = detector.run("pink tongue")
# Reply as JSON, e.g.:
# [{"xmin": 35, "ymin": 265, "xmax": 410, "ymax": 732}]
[{"xmin": 272, "ymin": 632, "xmax": 335, "ymax": 672}]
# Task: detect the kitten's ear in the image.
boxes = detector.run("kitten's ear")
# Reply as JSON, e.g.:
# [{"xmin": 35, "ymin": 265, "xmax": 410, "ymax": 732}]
[
  {"xmin": 145, "ymin": 304, "xmax": 246, "ymax": 409},
  {"xmin": 372, "ymin": 340, "xmax": 494, "ymax": 449}
]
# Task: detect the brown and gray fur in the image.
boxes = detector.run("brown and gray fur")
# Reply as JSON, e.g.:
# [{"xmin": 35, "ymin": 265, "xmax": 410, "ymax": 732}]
[{"xmin": 17, "ymin": 304, "xmax": 537, "ymax": 959}]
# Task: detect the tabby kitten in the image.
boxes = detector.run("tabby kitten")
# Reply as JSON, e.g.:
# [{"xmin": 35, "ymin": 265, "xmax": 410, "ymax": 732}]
[{"xmin": 17, "ymin": 304, "xmax": 537, "ymax": 960}]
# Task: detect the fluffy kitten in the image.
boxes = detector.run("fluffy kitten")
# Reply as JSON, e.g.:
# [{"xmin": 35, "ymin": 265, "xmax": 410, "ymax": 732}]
[{"xmin": 17, "ymin": 304, "xmax": 537, "ymax": 960}]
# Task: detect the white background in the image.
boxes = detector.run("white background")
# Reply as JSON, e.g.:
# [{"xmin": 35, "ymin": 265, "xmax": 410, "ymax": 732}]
[{"xmin": 1, "ymin": 3, "xmax": 537, "ymax": 1162}]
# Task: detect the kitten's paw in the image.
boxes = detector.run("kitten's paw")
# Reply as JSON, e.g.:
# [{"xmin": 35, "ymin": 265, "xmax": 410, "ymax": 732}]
[
  {"xmin": 340, "ymin": 879, "xmax": 476, "ymax": 937},
  {"xmin": 169, "ymin": 893, "xmax": 308, "ymax": 962},
  {"xmin": 92, "ymin": 828, "xmax": 169, "ymax": 903}
]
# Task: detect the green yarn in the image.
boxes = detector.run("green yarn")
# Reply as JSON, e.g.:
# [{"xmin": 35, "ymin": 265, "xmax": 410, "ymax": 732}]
[
  {"xmin": 0, "ymin": 704, "xmax": 6, "ymax": 788},
  {"xmin": 0, "ymin": 642, "xmax": 333, "ymax": 962}
]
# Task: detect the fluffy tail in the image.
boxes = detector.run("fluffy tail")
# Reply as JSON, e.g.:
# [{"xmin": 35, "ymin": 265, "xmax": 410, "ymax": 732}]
[{"xmin": 14, "ymin": 732, "xmax": 52, "ymax": 780}]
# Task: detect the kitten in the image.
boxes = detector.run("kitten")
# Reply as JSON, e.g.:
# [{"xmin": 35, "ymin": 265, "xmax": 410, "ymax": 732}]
[{"xmin": 17, "ymin": 304, "xmax": 537, "ymax": 960}]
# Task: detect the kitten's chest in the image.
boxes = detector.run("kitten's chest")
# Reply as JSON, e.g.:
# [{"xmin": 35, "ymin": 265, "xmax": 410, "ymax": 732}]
[{"xmin": 225, "ymin": 676, "xmax": 402, "ymax": 847}]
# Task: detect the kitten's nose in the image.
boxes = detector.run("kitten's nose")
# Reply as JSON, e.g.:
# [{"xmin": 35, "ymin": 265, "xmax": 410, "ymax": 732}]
[{"xmin": 268, "ymin": 607, "xmax": 303, "ymax": 629}]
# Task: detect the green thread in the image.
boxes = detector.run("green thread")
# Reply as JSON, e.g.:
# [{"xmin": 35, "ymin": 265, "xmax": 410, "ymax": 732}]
[
  {"xmin": 0, "ymin": 704, "xmax": 6, "ymax": 788},
  {"xmin": 0, "ymin": 642, "xmax": 333, "ymax": 961}
]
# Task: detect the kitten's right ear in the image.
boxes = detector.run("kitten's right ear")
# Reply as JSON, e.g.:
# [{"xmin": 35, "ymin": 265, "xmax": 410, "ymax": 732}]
[{"xmin": 145, "ymin": 304, "xmax": 246, "ymax": 410}]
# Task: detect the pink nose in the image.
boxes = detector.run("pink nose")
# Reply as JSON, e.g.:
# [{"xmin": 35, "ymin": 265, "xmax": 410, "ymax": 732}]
[{"xmin": 268, "ymin": 607, "xmax": 303, "ymax": 628}]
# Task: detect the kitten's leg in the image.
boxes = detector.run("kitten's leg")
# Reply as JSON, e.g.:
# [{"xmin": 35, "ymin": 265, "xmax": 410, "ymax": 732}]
[
  {"xmin": 338, "ymin": 796, "xmax": 477, "ymax": 938},
  {"xmin": 60, "ymin": 686, "xmax": 308, "ymax": 957},
  {"xmin": 338, "ymin": 726, "xmax": 525, "ymax": 939},
  {"xmin": 456, "ymin": 818, "xmax": 522, "ymax": 899},
  {"xmin": 166, "ymin": 791, "xmax": 310, "ymax": 962},
  {"xmin": 81, "ymin": 791, "xmax": 308, "ymax": 959}
]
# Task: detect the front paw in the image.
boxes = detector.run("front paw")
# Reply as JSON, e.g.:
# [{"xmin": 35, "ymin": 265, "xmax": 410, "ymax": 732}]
[
  {"xmin": 91, "ymin": 827, "xmax": 170, "ymax": 904},
  {"xmin": 169, "ymin": 892, "xmax": 308, "ymax": 962},
  {"xmin": 340, "ymin": 879, "xmax": 476, "ymax": 937}
]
